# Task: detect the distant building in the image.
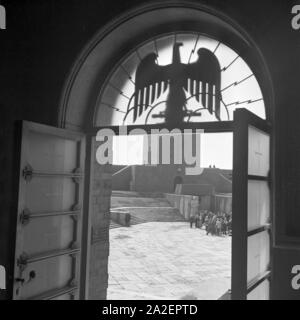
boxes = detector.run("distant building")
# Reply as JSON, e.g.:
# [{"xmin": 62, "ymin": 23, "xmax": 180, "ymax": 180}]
[
  {"xmin": 112, "ymin": 165, "xmax": 232, "ymax": 213},
  {"xmin": 112, "ymin": 164, "xmax": 232, "ymax": 193}
]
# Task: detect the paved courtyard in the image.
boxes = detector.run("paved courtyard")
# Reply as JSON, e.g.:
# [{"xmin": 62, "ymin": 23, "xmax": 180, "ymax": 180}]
[{"xmin": 107, "ymin": 222, "xmax": 231, "ymax": 300}]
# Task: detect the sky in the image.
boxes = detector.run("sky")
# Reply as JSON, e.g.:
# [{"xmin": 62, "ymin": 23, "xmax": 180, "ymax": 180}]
[
  {"xmin": 200, "ymin": 133, "xmax": 232, "ymax": 169},
  {"xmin": 112, "ymin": 132, "xmax": 233, "ymax": 169}
]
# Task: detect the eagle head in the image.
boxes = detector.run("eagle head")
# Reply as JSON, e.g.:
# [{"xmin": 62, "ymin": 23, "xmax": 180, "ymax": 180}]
[{"xmin": 197, "ymin": 47, "xmax": 208, "ymax": 56}]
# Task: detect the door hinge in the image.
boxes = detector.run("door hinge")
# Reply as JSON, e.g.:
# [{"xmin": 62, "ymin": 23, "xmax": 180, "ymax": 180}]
[
  {"xmin": 22, "ymin": 164, "xmax": 33, "ymax": 182},
  {"xmin": 17, "ymin": 252, "xmax": 28, "ymax": 272},
  {"xmin": 20, "ymin": 208, "xmax": 31, "ymax": 225}
]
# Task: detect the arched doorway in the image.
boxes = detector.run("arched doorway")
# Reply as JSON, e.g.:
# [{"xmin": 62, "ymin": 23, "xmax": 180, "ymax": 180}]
[{"xmin": 12, "ymin": 2, "xmax": 274, "ymax": 300}]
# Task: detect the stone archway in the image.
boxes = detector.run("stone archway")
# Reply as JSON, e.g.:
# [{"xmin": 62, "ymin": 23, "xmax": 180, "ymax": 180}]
[
  {"xmin": 57, "ymin": 1, "xmax": 275, "ymax": 300},
  {"xmin": 58, "ymin": 1, "xmax": 274, "ymax": 131}
]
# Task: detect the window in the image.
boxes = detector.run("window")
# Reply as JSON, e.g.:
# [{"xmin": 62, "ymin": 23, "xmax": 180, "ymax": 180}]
[{"xmin": 96, "ymin": 33, "xmax": 265, "ymax": 126}]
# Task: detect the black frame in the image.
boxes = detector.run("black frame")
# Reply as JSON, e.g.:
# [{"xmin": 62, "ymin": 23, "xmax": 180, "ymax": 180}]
[
  {"xmin": 91, "ymin": 109, "xmax": 274, "ymax": 300},
  {"xmin": 94, "ymin": 111, "xmax": 273, "ymax": 300},
  {"xmin": 90, "ymin": 120, "xmax": 233, "ymax": 136}
]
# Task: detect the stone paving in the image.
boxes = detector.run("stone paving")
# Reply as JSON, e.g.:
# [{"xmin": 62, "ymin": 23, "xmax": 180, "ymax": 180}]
[{"xmin": 107, "ymin": 222, "xmax": 231, "ymax": 300}]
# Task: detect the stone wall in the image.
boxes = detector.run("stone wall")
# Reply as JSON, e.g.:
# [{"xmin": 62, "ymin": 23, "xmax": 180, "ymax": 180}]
[
  {"xmin": 89, "ymin": 155, "xmax": 112, "ymax": 300},
  {"xmin": 110, "ymin": 209, "xmax": 130, "ymax": 227},
  {"xmin": 165, "ymin": 193, "xmax": 199, "ymax": 220},
  {"xmin": 111, "ymin": 165, "xmax": 132, "ymax": 191},
  {"xmin": 131, "ymin": 165, "xmax": 232, "ymax": 194}
]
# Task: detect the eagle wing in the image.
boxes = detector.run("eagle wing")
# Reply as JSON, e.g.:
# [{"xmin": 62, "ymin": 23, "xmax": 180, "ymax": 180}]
[
  {"xmin": 133, "ymin": 53, "xmax": 169, "ymax": 122},
  {"xmin": 183, "ymin": 48, "xmax": 221, "ymax": 120}
]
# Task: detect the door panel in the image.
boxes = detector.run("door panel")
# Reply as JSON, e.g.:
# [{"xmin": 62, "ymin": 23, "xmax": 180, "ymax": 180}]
[
  {"xmin": 13, "ymin": 121, "xmax": 85, "ymax": 300},
  {"xmin": 232, "ymin": 109, "xmax": 271, "ymax": 300},
  {"xmin": 25, "ymin": 131, "xmax": 78, "ymax": 172},
  {"xmin": 19, "ymin": 255, "xmax": 75, "ymax": 300},
  {"xmin": 23, "ymin": 215, "xmax": 75, "ymax": 256},
  {"xmin": 25, "ymin": 177, "xmax": 76, "ymax": 212}
]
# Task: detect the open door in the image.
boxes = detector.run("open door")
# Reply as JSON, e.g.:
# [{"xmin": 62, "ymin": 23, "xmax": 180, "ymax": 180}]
[
  {"xmin": 13, "ymin": 121, "xmax": 86, "ymax": 300},
  {"xmin": 231, "ymin": 109, "xmax": 272, "ymax": 300}
]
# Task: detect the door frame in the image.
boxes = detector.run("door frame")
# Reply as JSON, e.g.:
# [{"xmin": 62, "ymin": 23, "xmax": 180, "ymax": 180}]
[
  {"xmin": 11, "ymin": 113, "xmax": 273, "ymax": 299},
  {"xmin": 92, "ymin": 112, "xmax": 273, "ymax": 300},
  {"xmin": 231, "ymin": 108, "xmax": 273, "ymax": 299}
]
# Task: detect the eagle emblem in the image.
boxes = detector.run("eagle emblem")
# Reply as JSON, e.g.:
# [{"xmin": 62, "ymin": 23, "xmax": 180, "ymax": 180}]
[{"xmin": 126, "ymin": 42, "xmax": 222, "ymax": 125}]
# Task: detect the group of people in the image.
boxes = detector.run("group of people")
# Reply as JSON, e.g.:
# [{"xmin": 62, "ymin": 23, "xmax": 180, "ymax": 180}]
[{"xmin": 190, "ymin": 210, "xmax": 232, "ymax": 236}]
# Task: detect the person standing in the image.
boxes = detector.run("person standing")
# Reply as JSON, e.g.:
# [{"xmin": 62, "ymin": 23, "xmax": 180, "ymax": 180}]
[
  {"xmin": 195, "ymin": 212, "xmax": 200, "ymax": 228},
  {"xmin": 190, "ymin": 214, "xmax": 195, "ymax": 228},
  {"xmin": 216, "ymin": 218, "xmax": 222, "ymax": 236}
]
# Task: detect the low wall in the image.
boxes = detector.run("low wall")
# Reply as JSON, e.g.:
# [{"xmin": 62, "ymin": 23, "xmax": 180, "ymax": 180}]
[
  {"xmin": 110, "ymin": 209, "xmax": 131, "ymax": 226},
  {"xmin": 165, "ymin": 193, "xmax": 199, "ymax": 220},
  {"xmin": 112, "ymin": 165, "xmax": 132, "ymax": 191}
]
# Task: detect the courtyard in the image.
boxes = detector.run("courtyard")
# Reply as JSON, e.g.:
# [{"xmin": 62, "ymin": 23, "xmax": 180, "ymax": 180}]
[{"xmin": 107, "ymin": 222, "xmax": 231, "ymax": 300}]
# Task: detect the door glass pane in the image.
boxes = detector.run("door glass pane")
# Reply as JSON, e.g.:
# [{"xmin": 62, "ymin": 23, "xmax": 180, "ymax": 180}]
[
  {"xmin": 247, "ymin": 231, "xmax": 270, "ymax": 283},
  {"xmin": 247, "ymin": 180, "xmax": 270, "ymax": 231},
  {"xmin": 248, "ymin": 126, "xmax": 269, "ymax": 176},
  {"xmin": 247, "ymin": 279, "xmax": 270, "ymax": 300}
]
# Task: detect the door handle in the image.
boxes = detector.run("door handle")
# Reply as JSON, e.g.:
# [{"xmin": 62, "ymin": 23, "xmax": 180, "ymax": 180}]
[{"xmin": 15, "ymin": 270, "xmax": 36, "ymax": 286}]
